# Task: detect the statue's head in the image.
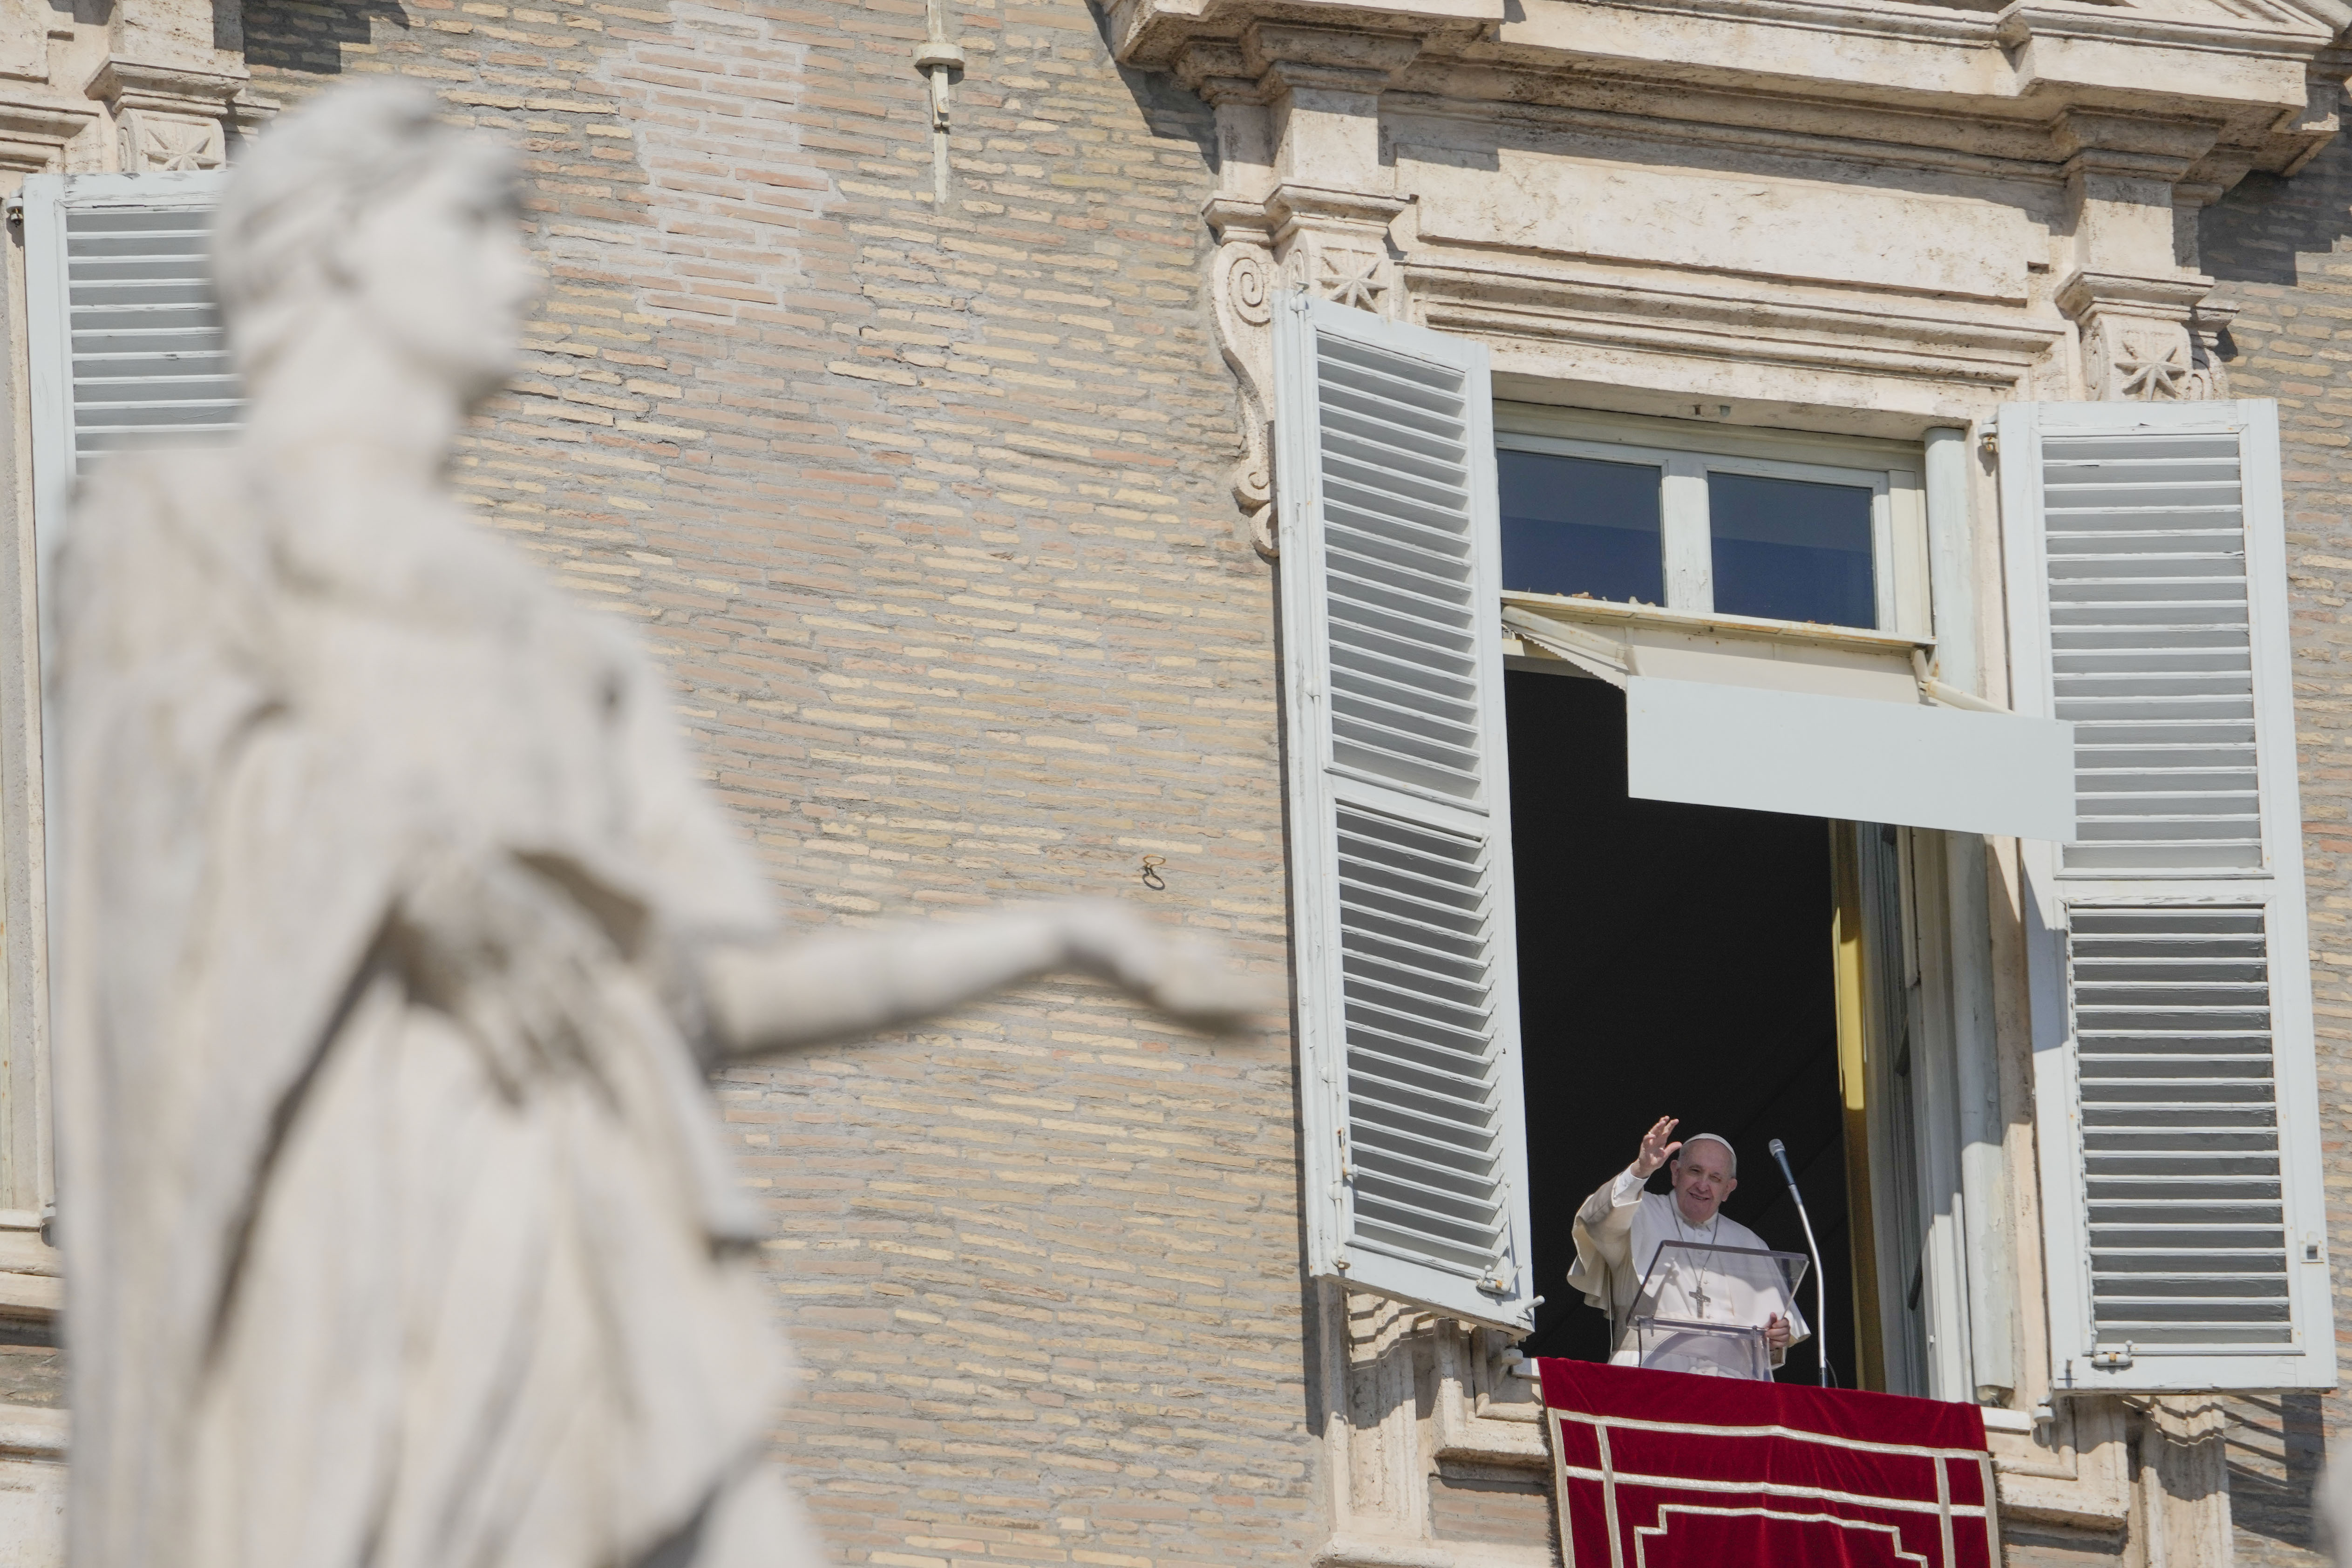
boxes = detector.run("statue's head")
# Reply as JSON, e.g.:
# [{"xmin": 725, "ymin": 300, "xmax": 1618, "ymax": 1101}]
[{"xmin": 214, "ymin": 80, "xmax": 538, "ymax": 406}]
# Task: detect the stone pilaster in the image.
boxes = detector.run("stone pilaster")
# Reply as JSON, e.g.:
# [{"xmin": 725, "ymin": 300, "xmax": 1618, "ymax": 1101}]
[
  {"xmin": 2128, "ymin": 1398, "xmax": 2234, "ymax": 1568},
  {"xmin": 2052, "ymin": 113, "xmax": 2231, "ymax": 402}
]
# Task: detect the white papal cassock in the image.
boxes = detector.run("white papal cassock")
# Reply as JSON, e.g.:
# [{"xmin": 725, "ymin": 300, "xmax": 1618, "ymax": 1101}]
[{"xmin": 1568, "ymin": 1168, "xmax": 1809, "ymax": 1372}]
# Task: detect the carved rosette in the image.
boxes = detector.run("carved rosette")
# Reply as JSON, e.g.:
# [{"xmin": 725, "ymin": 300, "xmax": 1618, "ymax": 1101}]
[
  {"xmin": 84, "ymin": 58, "xmax": 252, "ymax": 173},
  {"xmin": 118, "ymin": 108, "xmax": 224, "ymax": 171},
  {"xmin": 1266, "ymin": 187, "xmax": 1411, "ymax": 324},
  {"xmin": 2060, "ymin": 272, "xmax": 2225, "ymax": 402}
]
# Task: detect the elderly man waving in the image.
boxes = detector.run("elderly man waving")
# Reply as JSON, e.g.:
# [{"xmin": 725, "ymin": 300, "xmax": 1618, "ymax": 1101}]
[{"xmin": 1569, "ymin": 1117, "xmax": 1807, "ymax": 1373}]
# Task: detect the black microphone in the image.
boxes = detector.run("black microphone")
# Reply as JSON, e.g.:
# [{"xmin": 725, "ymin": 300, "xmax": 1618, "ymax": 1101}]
[{"xmin": 1769, "ymin": 1137, "xmax": 1833, "ymax": 1389}]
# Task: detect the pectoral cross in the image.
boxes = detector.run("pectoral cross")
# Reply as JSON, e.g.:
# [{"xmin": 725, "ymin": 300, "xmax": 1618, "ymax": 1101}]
[{"xmin": 1691, "ymin": 1275, "xmax": 1711, "ymax": 1318}]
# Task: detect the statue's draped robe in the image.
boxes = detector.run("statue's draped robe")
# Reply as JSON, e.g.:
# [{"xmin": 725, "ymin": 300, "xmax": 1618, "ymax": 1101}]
[{"xmin": 52, "ymin": 451, "xmax": 820, "ymax": 1568}]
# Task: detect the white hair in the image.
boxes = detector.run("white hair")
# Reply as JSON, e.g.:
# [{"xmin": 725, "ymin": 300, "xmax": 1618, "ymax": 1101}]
[
  {"xmin": 1674, "ymin": 1133, "xmax": 1736, "ymax": 1177},
  {"xmin": 211, "ymin": 78, "xmax": 516, "ymax": 385}
]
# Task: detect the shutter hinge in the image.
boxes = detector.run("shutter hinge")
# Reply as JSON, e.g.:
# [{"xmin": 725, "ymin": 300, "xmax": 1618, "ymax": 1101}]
[
  {"xmin": 2, "ymin": 197, "xmax": 20, "ymax": 227},
  {"xmin": 1979, "ymin": 427, "xmax": 1998, "ymax": 457},
  {"xmin": 2091, "ymin": 1344, "xmax": 2134, "ymax": 1370},
  {"xmin": 1337, "ymin": 1127, "xmax": 1354, "ymax": 1181}
]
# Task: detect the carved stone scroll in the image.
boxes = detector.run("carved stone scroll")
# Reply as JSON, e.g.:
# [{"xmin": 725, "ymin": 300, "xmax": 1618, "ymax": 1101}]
[{"xmin": 1205, "ymin": 197, "xmax": 1278, "ymax": 557}]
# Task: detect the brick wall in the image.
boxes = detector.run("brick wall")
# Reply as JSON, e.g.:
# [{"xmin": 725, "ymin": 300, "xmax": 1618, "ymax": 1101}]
[
  {"xmin": 2203, "ymin": 142, "xmax": 2352, "ymax": 1568},
  {"xmin": 239, "ymin": 1, "xmax": 1316, "ymax": 1561}
]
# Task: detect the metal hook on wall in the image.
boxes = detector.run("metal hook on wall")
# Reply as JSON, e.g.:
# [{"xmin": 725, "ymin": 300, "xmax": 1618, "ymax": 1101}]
[{"xmin": 914, "ymin": 0, "xmax": 965, "ymax": 206}]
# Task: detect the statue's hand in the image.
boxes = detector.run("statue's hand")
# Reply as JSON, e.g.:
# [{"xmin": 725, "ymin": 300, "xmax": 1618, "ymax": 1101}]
[
  {"xmin": 393, "ymin": 849, "xmax": 609, "ymax": 1081},
  {"xmin": 1054, "ymin": 900, "xmax": 1282, "ymax": 1031}
]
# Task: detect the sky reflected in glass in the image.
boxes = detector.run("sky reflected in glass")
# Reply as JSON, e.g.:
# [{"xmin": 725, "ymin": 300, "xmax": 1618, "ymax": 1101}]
[
  {"xmin": 1706, "ymin": 472, "xmax": 1875, "ymax": 628},
  {"xmin": 1498, "ymin": 450, "xmax": 1665, "ymax": 606}
]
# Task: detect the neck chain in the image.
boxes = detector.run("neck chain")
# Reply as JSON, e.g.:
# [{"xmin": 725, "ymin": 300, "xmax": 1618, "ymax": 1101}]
[{"xmin": 1673, "ymin": 1208, "xmax": 1722, "ymax": 1317}]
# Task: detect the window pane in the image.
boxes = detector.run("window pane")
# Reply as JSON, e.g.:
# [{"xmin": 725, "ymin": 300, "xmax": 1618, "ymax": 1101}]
[
  {"xmin": 1498, "ymin": 450, "xmax": 1665, "ymax": 606},
  {"xmin": 1707, "ymin": 472, "xmax": 1876, "ymax": 628}
]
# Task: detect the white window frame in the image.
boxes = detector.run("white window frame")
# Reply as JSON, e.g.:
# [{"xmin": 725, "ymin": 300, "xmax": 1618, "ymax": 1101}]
[{"xmin": 1494, "ymin": 406, "xmax": 1931, "ymax": 638}]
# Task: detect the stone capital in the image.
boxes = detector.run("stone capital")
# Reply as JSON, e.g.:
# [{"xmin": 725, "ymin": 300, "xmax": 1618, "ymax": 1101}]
[
  {"xmin": 1264, "ymin": 182, "xmax": 1411, "ymax": 245},
  {"xmin": 2059, "ymin": 271, "xmax": 2225, "ymax": 401},
  {"xmin": 83, "ymin": 54, "xmax": 253, "ymax": 172}
]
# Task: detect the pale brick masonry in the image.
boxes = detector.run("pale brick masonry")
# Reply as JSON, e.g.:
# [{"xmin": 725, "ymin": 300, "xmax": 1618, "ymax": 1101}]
[
  {"xmin": 243, "ymin": 0, "xmax": 1314, "ymax": 1561},
  {"xmin": 2200, "ymin": 145, "xmax": 2352, "ymax": 1568}
]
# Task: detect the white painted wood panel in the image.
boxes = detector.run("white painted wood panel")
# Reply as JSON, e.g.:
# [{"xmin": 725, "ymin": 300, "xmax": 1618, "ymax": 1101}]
[
  {"xmin": 1622, "ymin": 675, "xmax": 2077, "ymax": 840},
  {"xmin": 2001, "ymin": 398, "xmax": 2333, "ymax": 1394},
  {"xmin": 1273, "ymin": 294, "xmax": 1536, "ymax": 1334}
]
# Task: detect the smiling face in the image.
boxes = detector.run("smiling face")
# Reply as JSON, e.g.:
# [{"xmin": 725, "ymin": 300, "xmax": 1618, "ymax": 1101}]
[
  {"xmin": 338, "ymin": 152, "xmax": 538, "ymax": 406},
  {"xmin": 1671, "ymin": 1139, "xmax": 1737, "ymax": 1226}
]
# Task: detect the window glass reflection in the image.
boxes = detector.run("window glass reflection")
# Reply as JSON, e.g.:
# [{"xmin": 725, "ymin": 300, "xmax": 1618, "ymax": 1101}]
[
  {"xmin": 1498, "ymin": 450, "xmax": 1665, "ymax": 607},
  {"xmin": 1706, "ymin": 472, "xmax": 1876, "ymax": 628}
]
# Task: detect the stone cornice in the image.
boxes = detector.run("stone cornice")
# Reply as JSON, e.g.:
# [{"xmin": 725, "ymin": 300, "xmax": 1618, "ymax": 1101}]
[
  {"xmin": 1114, "ymin": 0, "xmax": 2352, "ymax": 182},
  {"xmin": 82, "ymin": 56, "xmax": 249, "ymax": 112},
  {"xmin": 2055, "ymin": 270, "xmax": 2216, "ymax": 318}
]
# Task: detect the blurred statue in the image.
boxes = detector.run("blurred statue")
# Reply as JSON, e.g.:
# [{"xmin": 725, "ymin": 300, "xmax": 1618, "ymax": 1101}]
[{"xmin": 48, "ymin": 81, "xmax": 1264, "ymax": 1568}]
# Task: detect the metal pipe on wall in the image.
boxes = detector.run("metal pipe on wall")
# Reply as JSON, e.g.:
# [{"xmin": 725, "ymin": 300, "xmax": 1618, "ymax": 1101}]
[{"xmin": 1924, "ymin": 424, "xmax": 2018, "ymax": 1399}]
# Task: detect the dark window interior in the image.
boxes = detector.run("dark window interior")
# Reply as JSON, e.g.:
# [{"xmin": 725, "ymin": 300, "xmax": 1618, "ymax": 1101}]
[
  {"xmin": 1508, "ymin": 669, "xmax": 1856, "ymax": 1388},
  {"xmin": 1706, "ymin": 471, "xmax": 1876, "ymax": 628},
  {"xmin": 1498, "ymin": 450, "xmax": 1665, "ymax": 607}
]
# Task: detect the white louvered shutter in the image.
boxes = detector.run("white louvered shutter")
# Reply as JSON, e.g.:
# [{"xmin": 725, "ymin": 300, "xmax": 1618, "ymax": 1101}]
[
  {"xmin": 21, "ymin": 171, "xmax": 241, "ymax": 570},
  {"xmin": 2000, "ymin": 400, "xmax": 2332, "ymax": 1392},
  {"xmin": 1272, "ymin": 295, "xmax": 1534, "ymax": 1332}
]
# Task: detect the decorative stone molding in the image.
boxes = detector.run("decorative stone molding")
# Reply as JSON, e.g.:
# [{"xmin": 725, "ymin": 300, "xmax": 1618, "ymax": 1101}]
[
  {"xmin": 1430, "ymin": 1320, "xmax": 1544, "ymax": 1466},
  {"xmin": 2058, "ymin": 273, "xmax": 2223, "ymax": 402},
  {"xmin": 0, "ymin": 102, "xmax": 102, "ymax": 174},
  {"xmin": 1311, "ymin": 1284, "xmax": 1554, "ymax": 1568},
  {"xmin": 83, "ymin": 57, "xmax": 247, "ymax": 172},
  {"xmin": 1267, "ymin": 186, "xmax": 1411, "ymax": 319},
  {"xmin": 1205, "ymin": 196, "xmax": 1280, "ymax": 557},
  {"xmin": 2189, "ymin": 300, "xmax": 2236, "ymax": 400},
  {"xmin": 2130, "ymin": 1397, "xmax": 2235, "ymax": 1568}
]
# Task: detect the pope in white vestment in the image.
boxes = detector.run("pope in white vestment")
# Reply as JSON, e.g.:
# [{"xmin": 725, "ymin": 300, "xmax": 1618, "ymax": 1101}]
[{"xmin": 1568, "ymin": 1119, "xmax": 1808, "ymax": 1376}]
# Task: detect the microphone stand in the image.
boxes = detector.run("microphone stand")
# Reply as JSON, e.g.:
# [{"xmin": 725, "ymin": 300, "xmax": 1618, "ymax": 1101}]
[{"xmin": 1770, "ymin": 1138, "xmax": 1832, "ymax": 1388}]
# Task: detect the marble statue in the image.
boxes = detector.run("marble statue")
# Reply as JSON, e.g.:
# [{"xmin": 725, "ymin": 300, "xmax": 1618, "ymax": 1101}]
[{"xmin": 46, "ymin": 80, "xmax": 1268, "ymax": 1568}]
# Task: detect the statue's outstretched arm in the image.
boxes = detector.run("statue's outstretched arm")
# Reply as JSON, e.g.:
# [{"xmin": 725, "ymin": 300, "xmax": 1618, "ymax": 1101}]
[{"xmin": 699, "ymin": 901, "xmax": 1279, "ymax": 1057}]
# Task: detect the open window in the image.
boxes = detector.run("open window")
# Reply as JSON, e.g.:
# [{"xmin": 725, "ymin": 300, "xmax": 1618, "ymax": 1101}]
[
  {"xmin": 2000, "ymin": 399, "xmax": 2334, "ymax": 1394},
  {"xmin": 1269, "ymin": 299, "xmax": 2074, "ymax": 1366}
]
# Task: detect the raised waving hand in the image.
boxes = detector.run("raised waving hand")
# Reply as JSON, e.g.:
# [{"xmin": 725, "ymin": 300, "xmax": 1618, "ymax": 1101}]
[{"xmin": 1633, "ymin": 1115, "xmax": 1682, "ymax": 1179}]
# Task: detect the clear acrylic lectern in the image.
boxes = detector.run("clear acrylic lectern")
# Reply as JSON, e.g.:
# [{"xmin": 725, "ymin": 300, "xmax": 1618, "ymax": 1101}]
[{"xmin": 1629, "ymin": 1240, "xmax": 1810, "ymax": 1381}]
